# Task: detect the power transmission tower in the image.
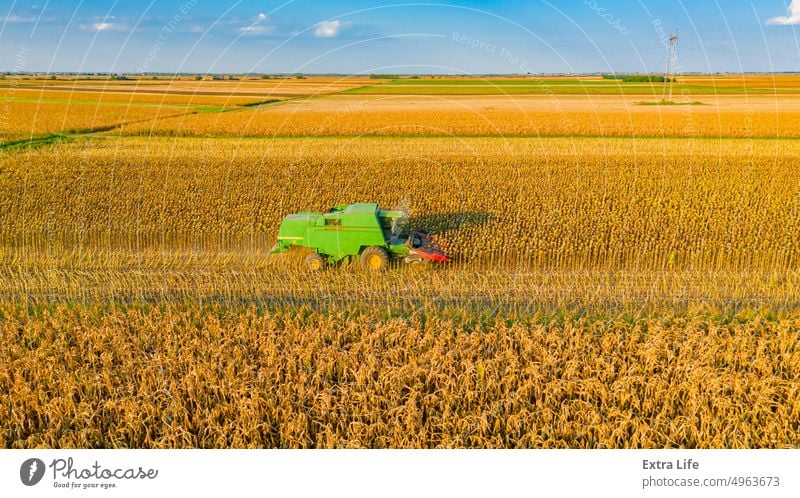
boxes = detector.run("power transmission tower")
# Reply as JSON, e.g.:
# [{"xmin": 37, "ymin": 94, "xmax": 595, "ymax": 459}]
[{"xmin": 664, "ymin": 30, "xmax": 678, "ymax": 101}]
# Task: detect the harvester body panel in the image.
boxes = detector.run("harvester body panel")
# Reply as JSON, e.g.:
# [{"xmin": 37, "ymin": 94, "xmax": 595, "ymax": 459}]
[{"xmin": 271, "ymin": 203, "xmax": 450, "ymax": 266}]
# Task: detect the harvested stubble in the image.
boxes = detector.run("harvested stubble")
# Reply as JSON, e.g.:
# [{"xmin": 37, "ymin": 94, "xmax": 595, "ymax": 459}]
[{"xmin": 2, "ymin": 264, "xmax": 799, "ymax": 312}]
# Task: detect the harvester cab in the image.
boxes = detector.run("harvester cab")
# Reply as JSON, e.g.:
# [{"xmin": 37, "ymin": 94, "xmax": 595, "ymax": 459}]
[{"xmin": 270, "ymin": 203, "xmax": 449, "ymax": 271}]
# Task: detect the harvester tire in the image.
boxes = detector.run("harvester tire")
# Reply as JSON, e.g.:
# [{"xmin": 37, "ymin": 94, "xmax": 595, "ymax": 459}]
[
  {"xmin": 304, "ymin": 253, "xmax": 326, "ymax": 272},
  {"xmin": 360, "ymin": 246, "xmax": 389, "ymax": 271}
]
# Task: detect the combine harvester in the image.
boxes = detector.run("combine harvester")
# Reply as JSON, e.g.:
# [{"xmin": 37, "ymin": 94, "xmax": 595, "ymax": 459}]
[{"xmin": 270, "ymin": 203, "xmax": 449, "ymax": 271}]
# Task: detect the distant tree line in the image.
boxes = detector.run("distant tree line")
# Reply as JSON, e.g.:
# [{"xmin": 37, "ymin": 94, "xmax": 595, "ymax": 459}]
[{"xmin": 603, "ymin": 74, "xmax": 673, "ymax": 83}]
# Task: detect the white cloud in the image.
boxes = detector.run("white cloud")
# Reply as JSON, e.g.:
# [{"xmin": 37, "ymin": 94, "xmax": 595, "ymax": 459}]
[
  {"xmin": 238, "ymin": 12, "xmax": 270, "ymax": 35},
  {"xmin": 240, "ymin": 25, "xmax": 271, "ymax": 35},
  {"xmin": 85, "ymin": 22, "xmax": 127, "ymax": 32},
  {"xmin": 3, "ymin": 15, "xmax": 36, "ymax": 23},
  {"xmin": 315, "ymin": 20, "xmax": 348, "ymax": 38},
  {"xmin": 767, "ymin": 0, "xmax": 800, "ymax": 25}
]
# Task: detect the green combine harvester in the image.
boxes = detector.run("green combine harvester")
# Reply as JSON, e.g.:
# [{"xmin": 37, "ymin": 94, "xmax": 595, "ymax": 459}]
[{"xmin": 270, "ymin": 203, "xmax": 450, "ymax": 271}]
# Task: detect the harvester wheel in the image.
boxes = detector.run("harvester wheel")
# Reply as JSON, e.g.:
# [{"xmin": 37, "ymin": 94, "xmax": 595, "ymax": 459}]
[
  {"xmin": 304, "ymin": 253, "xmax": 326, "ymax": 272},
  {"xmin": 360, "ymin": 246, "xmax": 389, "ymax": 271}
]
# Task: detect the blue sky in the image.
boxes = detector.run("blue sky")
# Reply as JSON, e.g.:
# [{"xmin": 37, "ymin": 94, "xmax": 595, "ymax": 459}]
[{"xmin": 1, "ymin": 0, "xmax": 799, "ymax": 74}]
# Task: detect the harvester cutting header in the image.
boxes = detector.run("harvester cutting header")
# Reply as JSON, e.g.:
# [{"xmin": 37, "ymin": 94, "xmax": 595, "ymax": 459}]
[{"xmin": 270, "ymin": 203, "xmax": 449, "ymax": 271}]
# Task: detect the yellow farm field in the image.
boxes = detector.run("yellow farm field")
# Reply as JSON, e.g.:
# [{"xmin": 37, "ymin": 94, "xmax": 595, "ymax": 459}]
[
  {"xmin": 2, "ymin": 303, "xmax": 797, "ymax": 448},
  {"xmin": 0, "ymin": 75, "xmax": 376, "ymax": 98},
  {"xmin": 1, "ymin": 88, "xmax": 273, "ymax": 107},
  {"xmin": 3, "ymin": 76, "xmax": 800, "ymax": 450},
  {"xmin": 115, "ymin": 94, "xmax": 800, "ymax": 138},
  {"xmin": 2, "ymin": 136, "xmax": 799, "ymax": 274},
  {"xmin": 679, "ymin": 74, "xmax": 800, "ymax": 89},
  {"xmin": 0, "ymin": 101, "xmax": 192, "ymax": 135}
]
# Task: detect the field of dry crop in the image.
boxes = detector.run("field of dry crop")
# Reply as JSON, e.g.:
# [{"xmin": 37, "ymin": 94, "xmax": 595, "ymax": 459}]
[
  {"xmin": 1, "ymin": 75, "xmax": 799, "ymax": 449},
  {"xmin": 116, "ymin": 94, "xmax": 800, "ymax": 138},
  {"xmin": 2, "ymin": 304, "xmax": 798, "ymax": 448},
  {"xmin": 0, "ymin": 76, "xmax": 373, "ymax": 137},
  {"xmin": 0, "ymin": 101, "xmax": 195, "ymax": 136},
  {"xmin": 3, "ymin": 136, "xmax": 799, "ymax": 272}
]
